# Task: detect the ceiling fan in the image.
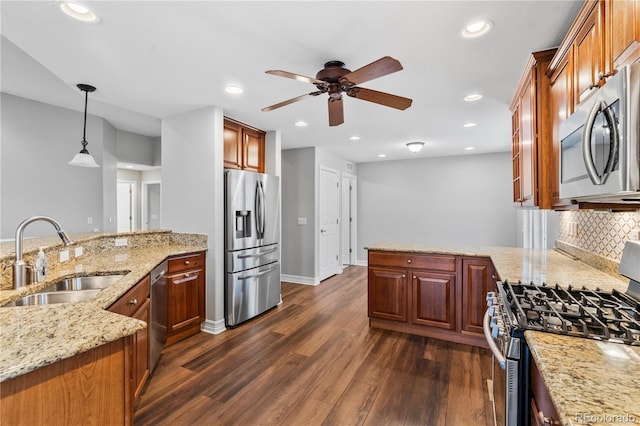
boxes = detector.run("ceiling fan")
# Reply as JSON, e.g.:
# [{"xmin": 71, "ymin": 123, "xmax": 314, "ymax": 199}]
[{"xmin": 262, "ymin": 56, "xmax": 412, "ymax": 126}]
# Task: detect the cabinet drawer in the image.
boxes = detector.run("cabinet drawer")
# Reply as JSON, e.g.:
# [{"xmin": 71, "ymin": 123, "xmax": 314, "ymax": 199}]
[
  {"xmin": 108, "ymin": 275, "xmax": 150, "ymax": 317},
  {"xmin": 168, "ymin": 252, "xmax": 205, "ymax": 273},
  {"xmin": 368, "ymin": 251, "xmax": 456, "ymax": 272}
]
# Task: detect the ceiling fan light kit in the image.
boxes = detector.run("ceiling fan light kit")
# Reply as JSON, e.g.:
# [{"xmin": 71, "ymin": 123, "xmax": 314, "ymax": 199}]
[
  {"xmin": 68, "ymin": 83, "xmax": 100, "ymax": 168},
  {"xmin": 262, "ymin": 56, "xmax": 412, "ymax": 126},
  {"xmin": 406, "ymin": 142, "xmax": 425, "ymax": 153}
]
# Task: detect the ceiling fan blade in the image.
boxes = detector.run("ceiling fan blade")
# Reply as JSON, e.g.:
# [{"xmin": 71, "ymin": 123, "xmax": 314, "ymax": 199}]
[
  {"xmin": 328, "ymin": 97, "xmax": 344, "ymax": 126},
  {"xmin": 262, "ymin": 91, "xmax": 323, "ymax": 112},
  {"xmin": 265, "ymin": 70, "xmax": 328, "ymax": 87},
  {"xmin": 347, "ymin": 87, "xmax": 412, "ymax": 110},
  {"xmin": 341, "ymin": 56, "xmax": 403, "ymax": 86}
]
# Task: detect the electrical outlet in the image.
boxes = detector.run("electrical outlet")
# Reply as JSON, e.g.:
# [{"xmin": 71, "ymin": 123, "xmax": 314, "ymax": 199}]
[
  {"xmin": 59, "ymin": 250, "xmax": 70, "ymax": 263},
  {"xmin": 115, "ymin": 238, "xmax": 128, "ymax": 247},
  {"xmin": 630, "ymin": 230, "xmax": 640, "ymax": 241},
  {"xmin": 74, "ymin": 246, "xmax": 84, "ymax": 257},
  {"xmin": 87, "ymin": 217, "xmax": 93, "ymax": 225}
]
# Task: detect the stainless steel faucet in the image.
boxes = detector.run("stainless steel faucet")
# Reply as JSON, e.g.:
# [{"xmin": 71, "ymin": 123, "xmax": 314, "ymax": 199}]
[{"xmin": 13, "ymin": 216, "xmax": 74, "ymax": 289}]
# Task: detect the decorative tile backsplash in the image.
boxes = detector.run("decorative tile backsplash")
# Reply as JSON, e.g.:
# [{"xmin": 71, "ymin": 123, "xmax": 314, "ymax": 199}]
[{"xmin": 557, "ymin": 211, "xmax": 640, "ymax": 268}]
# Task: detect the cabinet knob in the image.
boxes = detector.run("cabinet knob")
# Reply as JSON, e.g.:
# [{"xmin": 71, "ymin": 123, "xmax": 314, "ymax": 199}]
[
  {"xmin": 413, "ymin": 275, "xmax": 416, "ymax": 279},
  {"xmin": 184, "ymin": 260, "xmax": 190, "ymax": 265},
  {"xmin": 402, "ymin": 274, "xmax": 406, "ymax": 278},
  {"xmin": 407, "ymin": 259, "xmax": 412, "ymax": 264},
  {"xmin": 128, "ymin": 298, "xmax": 138, "ymax": 306}
]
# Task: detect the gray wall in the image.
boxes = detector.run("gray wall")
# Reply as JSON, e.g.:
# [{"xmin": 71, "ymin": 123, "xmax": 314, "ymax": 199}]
[
  {"xmin": 281, "ymin": 148, "xmax": 315, "ymax": 278},
  {"xmin": 1, "ymin": 93, "xmax": 107, "ymax": 239},
  {"xmin": 357, "ymin": 152, "xmax": 518, "ymax": 261},
  {"xmin": 116, "ymin": 129, "xmax": 156, "ymax": 166}
]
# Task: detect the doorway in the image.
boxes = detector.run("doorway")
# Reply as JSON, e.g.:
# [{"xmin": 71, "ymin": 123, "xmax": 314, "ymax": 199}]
[
  {"xmin": 142, "ymin": 182, "xmax": 161, "ymax": 230},
  {"xmin": 341, "ymin": 174, "xmax": 357, "ymax": 266},
  {"xmin": 319, "ymin": 166, "xmax": 340, "ymax": 281},
  {"xmin": 117, "ymin": 181, "xmax": 136, "ymax": 232}
]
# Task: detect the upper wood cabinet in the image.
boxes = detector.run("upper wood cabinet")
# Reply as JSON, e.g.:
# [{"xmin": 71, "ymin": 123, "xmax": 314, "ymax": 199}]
[
  {"xmin": 223, "ymin": 118, "xmax": 265, "ymax": 173},
  {"xmin": 510, "ymin": 49, "xmax": 557, "ymax": 209},
  {"xmin": 574, "ymin": 2, "xmax": 604, "ymax": 103},
  {"xmin": 606, "ymin": 0, "xmax": 640, "ymax": 70}
]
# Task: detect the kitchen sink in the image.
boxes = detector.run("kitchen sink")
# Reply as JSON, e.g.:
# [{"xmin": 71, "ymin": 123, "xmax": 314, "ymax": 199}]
[
  {"xmin": 2, "ymin": 273, "xmax": 127, "ymax": 307},
  {"xmin": 41, "ymin": 274, "xmax": 126, "ymax": 292},
  {"xmin": 3, "ymin": 290, "xmax": 102, "ymax": 306}
]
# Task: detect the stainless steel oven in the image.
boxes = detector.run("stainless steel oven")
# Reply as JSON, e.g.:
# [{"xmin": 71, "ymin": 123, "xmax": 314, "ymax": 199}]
[{"xmin": 559, "ymin": 62, "xmax": 640, "ymax": 203}]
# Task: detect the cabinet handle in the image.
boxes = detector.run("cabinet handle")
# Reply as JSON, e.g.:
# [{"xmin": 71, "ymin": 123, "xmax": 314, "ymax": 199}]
[
  {"xmin": 128, "ymin": 298, "xmax": 138, "ymax": 306},
  {"xmin": 184, "ymin": 260, "xmax": 190, "ymax": 265},
  {"xmin": 407, "ymin": 259, "xmax": 412, "ymax": 264},
  {"xmin": 598, "ymin": 71, "xmax": 615, "ymax": 82},
  {"xmin": 538, "ymin": 410, "xmax": 553, "ymax": 426}
]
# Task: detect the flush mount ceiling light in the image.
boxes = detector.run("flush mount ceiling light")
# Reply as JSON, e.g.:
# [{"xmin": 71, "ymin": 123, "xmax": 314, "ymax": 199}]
[
  {"xmin": 464, "ymin": 93, "xmax": 483, "ymax": 102},
  {"xmin": 463, "ymin": 122, "xmax": 477, "ymax": 128},
  {"xmin": 349, "ymin": 135, "xmax": 361, "ymax": 141},
  {"xmin": 294, "ymin": 120, "xmax": 308, "ymax": 127},
  {"xmin": 465, "ymin": 146, "xmax": 476, "ymax": 151},
  {"xmin": 224, "ymin": 84, "xmax": 243, "ymax": 94},
  {"xmin": 68, "ymin": 84, "xmax": 100, "ymax": 168},
  {"xmin": 406, "ymin": 142, "xmax": 425, "ymax": 153},
  {"xmin": 377, "ymin": 154, "xmax": 387, "ymax": 158},
  {"xmin": 461, "ymin": 20, "xmax": 493, "ymax": 38},
  {"xmin": 58, "ymin": 1, "xmax": 99, "ymax": 23}
]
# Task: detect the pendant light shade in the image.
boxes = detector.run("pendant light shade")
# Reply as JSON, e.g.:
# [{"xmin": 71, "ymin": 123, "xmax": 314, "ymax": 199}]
[{"xmin": 69, "ymin": 83, "xmax": 100, "ymax": 168}]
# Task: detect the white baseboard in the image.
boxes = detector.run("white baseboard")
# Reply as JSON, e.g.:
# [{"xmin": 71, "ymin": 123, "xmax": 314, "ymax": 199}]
[
  {"xmin": 281, "ymin": 274, "xmax": 320, "ymax": 286},
  {"xmin": 354, "ymin": 259, "xmax": 368, "ymax": 266},
  {"xmin": 201, "ymin": 318, "xmax": 226, "ymax": 335}
]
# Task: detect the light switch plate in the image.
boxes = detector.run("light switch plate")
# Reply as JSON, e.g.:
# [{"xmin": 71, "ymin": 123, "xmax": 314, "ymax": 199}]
[
  {"xmin": 74, "ymin": 246, "xmax": 84, "ymax": 257},
  {"xmin": 297, "ymin": 217, "xmax": 307, "ymax": 225},
  {"xmin": 115, "ymin": 238, "xmax": 128, "ymax": 247},
  {"xmin": 59, "ymin": 250, "xmax": 70, "ymax": 263}
]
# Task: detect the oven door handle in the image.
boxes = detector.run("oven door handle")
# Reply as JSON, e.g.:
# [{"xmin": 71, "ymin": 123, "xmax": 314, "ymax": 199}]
[{"xmin": 483, "ymin": 309, "xmax": 506, "ymax": 369}]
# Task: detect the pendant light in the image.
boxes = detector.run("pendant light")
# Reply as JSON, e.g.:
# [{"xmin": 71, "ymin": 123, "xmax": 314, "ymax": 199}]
[{"xmin": 68, "ymin": 83, "xmax": 100, "ymax": 167}]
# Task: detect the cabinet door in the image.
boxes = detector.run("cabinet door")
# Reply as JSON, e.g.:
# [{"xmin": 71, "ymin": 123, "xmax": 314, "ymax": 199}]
[
  {"xmin": 223, "ymin": 121, "xmax": 243, "ymax": 170},
  {"xmin": 519, "ymin": 73, "xmax": 536, "ymax": 207},
  {"xmin": 608, "ymin": 0, "xmax": 640, "ymax": 69},
  {"xmin": 132, "ymin": 297, "xmax": 150, "ymax": 401},
  {"xmin": 367, "ymin": 267, "xmax": 407, "ymax": 322},
  {"xmin": 512, "ymin": 103, "xmax": 522, "ymax": 204},
  {"xmin": 168, "ymin": 268, "xmax": 203, "ymax": 332},
  {"xmin": 410, "ymin": 271, "xmax": 455, "ymax": 330},
  {"xmin": 242, "ymin": 127, "xmax": 265, "ymax": 173},
  {"xmin": 461, "ymin": 258, "xmax": 497, "ymax": 335},
  {"xmin": 550, "ymin": 51, "xmax": 574, "ymax": 206},
  {"xmin": 575, "ymin": 4, "xmax": 603, "ymax": 103}
]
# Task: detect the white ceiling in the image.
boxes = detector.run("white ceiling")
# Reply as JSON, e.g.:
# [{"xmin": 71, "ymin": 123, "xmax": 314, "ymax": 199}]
[{"xmin": 0, "ymin": 1, "xmax": 582, "ymax": 163}]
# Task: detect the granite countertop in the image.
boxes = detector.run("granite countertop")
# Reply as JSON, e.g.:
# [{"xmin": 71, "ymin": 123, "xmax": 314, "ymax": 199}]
[
  {"xmin": 366, "ymin": 243, "xmax": 637, "ymax": 425},
  {"xmin": 0, "ymin": 231, "xmax": 207, "ymax": 382}
]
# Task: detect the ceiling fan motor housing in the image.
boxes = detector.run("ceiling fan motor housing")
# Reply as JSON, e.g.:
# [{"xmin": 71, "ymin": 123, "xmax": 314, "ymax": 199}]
[{"xmin": 315, "ymin": 61, "xmax": 352, "ymax": 91}]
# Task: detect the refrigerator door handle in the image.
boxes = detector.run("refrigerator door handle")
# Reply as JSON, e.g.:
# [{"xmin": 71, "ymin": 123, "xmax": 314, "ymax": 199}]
[
  {"xmin": 255, "ymin": 180, "xmax": 265, "ymax": 239},
  {"xmin": 237, "ymin": 246, "xmax": 278, "ymax": 259},
  {"xmin": 237, "ymin": 263, "xmax": 279, "ymax": 280}
]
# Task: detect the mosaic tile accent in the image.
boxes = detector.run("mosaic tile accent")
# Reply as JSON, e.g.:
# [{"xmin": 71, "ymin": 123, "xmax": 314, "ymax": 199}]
[{"xmin": 557, "ymin": 211, "xmax": 640, "ymax": 264}]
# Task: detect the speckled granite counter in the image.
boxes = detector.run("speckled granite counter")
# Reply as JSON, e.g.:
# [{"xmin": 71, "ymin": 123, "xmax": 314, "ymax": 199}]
[
  {"xmin": 366, "ymin": 243, "xmax": 636, "ymax": 426},
  {"xmin": 0, "ymin": 231, "xmax": 207, "ymax": 382}
]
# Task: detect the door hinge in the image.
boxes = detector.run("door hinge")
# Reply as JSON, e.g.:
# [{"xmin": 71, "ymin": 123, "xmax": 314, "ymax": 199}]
[
  {"xmin": 336, "ymin": 255, "xmax": 339, "ymax": 261},
  {"xmin": 336, "ymin": 219, "xmax": 339, "ymax": 224},
  {"xmin": 349, "ymin": 248, "xmax": 352, "ymax": 253},
  {"xmin": 349, "ymin": 217, "xmax": 352, "ymax": 222}
]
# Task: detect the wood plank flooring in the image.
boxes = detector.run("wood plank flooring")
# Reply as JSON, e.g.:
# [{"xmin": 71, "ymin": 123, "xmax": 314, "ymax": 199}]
[{"xmin": 134, "ymin": 266, "xmax": 500, "ymax": 426}]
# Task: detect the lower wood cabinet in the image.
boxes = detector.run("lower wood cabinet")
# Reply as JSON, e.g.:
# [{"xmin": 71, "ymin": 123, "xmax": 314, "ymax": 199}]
[
  {"xmin": 530, "ymin": 359, "xmax": 561, "ymax": 426},
  {"xmin": 0, "ymin": 338, "xmax": 132, "ymax": 426},
  {"xmin": 108, "ymin": 275, "xmax": 151, "ymax": 403},
  {"xmin": 166, "ymin": 252, "xmax": 206, "ymax": 346},
  {"xmin": 368, "ymin": 250, "xmax": 497, "ymax": 347}
]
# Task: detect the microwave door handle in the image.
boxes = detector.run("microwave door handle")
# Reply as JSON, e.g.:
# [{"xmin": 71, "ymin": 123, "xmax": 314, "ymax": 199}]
[
  {"xmin": 600, "ymin": 105, "xmax": 620, "ymax": 183},
  {"xmin": 582, "ymin": 100, "xmax": 606, "ymax": 185}
]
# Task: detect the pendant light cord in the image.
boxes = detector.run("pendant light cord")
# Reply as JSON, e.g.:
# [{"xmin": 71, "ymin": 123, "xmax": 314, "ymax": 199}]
[{"xmin": 82, "ymin": 89, "xmax": 88, "ymax": 143}]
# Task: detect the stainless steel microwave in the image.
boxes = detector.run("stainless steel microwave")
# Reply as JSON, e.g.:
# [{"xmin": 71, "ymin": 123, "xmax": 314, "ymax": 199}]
[{"xmin": 559, "ymin": 63, "xmax": 640, "ymax": 203}]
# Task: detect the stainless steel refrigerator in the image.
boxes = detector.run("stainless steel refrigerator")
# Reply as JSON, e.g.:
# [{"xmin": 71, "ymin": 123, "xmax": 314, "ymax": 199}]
[{"xmin": 224, "ymin": 169, "xmax": 281, "ymax": 327}]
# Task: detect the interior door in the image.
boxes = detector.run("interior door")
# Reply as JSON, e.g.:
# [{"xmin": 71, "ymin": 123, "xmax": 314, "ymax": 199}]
[
  {"xmin": 341, "ymin": 174, "xmax": 356, "ymax": 266},
  {"xmin": 117, "ymin": 182, "xmax": 135, "ymax": 232},
  {"xmin": 319, "ymin": 167, "xmax": 340, "ymax": 281}
]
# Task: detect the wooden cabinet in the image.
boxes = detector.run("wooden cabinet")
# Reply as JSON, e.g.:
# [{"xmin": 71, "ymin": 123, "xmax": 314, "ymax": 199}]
[
  {"xmin": 510, "ymin": 49, "xmax": 556, "ymax": 209},
  {"xmin": 367, "ymin": 250, "xmax": 491, "ymax": 347},
  {"xmin": 460, "ymin": 257, "xmax": 497, "ymax": 335},
  {"xmin": 606, "ymin": 0, "xmax": 640, "ymax": 69},
  {"xmin": 223, "ymin": 118, "xmax": 265, "ymax": 173},
  {"xmin": 530, "ymin": 359, "xmax": 561, "ymax": 426},
  {"xmin": 1, "ymin": 339, "xmax": 132, "ymax": 426},
  {"xmin": 108, "ymin": 275, "xmax": 151, "ymax": 403},
  {"xmin": 575, "ymin": 2, "xmax": 604, "ymax": 103},
  {"xmin": 166, "ymin": 252, "xmax": 206, "ymax": 346}
]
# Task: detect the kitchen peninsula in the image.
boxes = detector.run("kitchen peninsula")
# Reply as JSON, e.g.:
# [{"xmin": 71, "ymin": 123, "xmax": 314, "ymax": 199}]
[
  {"xmin": 366, "ymin": 243, "xmax": 640, "ymax": 426},
  {"xmin": 0, "ymin": 230, "xmax": 207, "ymax": 424}
]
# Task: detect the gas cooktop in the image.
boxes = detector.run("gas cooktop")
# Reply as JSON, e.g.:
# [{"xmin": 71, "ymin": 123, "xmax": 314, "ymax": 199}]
[{"xmin": 499, "ymin": 280, "xmax": 640, "ymax": 346}]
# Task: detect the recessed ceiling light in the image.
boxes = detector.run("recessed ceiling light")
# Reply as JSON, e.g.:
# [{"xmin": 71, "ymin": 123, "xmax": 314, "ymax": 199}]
[
  {"xmin": 464, "ymin": 93, "xmax": 483, "ymax": 102},
  {"xmin": 58, "ymin": 1, "xmax": 99, "ymax": 23},
  {"xmin": 224, "ymin": 84, "xmax": 243, "ymax": 94},
  {"xmin": 461, "ymin": 20, "xmax": 493, "ymax": 38},
  {"xmin": 294, "ymin": 121, "xmax": 308, "ymax": 127},
  {"xmin": 463, "ymin": 122, "xmax": 477, "ymax": 128},
  {"xmin": 349, "ymin": 136, "xmax": 361, "ymax": 141},
  {"xmin": 378, "ymin": 154, "xmax": 387, "ymax": 158},
  {"xmin": 465, "ymin": 146, "xmax": 476, "ymax": 151}
]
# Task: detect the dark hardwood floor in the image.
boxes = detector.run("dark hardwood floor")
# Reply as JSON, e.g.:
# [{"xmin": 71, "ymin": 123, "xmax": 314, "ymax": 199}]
[{"xmin": 135, "ymin": 266, "xmax": 500, "ymax": 426}]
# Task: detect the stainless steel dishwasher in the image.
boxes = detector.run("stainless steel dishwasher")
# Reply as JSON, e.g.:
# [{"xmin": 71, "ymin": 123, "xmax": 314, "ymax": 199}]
[{"xmin": 150, "ymin": 260, "xmax": 168, "ymax": 372}]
